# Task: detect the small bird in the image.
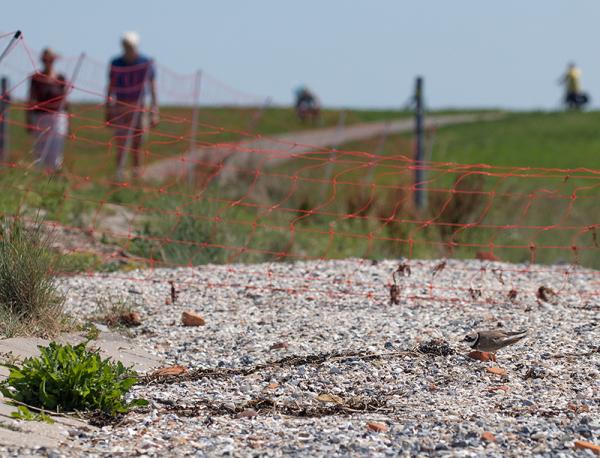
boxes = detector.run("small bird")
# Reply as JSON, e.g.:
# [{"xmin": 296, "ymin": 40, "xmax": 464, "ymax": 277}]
[{"xmin": 463, "ymin": 329, "xmax": 528, "ymax": 354}]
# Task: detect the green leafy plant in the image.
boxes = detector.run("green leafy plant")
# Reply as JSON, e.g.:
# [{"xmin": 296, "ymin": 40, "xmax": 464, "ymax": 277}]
[
  {"xmin": 0, "ymin": 340, "xmax": 147, "ymax": 416},
  {"xmin": 0, "ymin": 216, "xmax": 67, "ymax": 337},
  {"xmin": 10, "ymin": 405, "xmax": 54, "ymax": 424}
]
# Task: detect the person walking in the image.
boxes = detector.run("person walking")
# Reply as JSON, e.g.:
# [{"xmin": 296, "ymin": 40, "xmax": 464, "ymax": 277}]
[
  {"xmin": 294, "ymin": 85, "xmax": 321, "ymax": 124},
  {"xmin": 105, "ymin": 31, "xmax": 158, "ymax": 180},
  {"xmin": 559, "ymin": 62, "xmax": 588, "ymax": 110},
  {"xmin": 27, "ymin": 48, "xmax": 69, "ymax": 172}
]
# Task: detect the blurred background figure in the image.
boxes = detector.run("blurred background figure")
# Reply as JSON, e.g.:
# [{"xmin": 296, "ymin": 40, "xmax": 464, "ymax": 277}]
[
  {"xmin": 294, "ymin": 85, "xmax": 321, "ymax": 124},
  {"xmin": 106, "ymin": 31, "xmax": 158, "ymax": 181},
  {"xmin": 27, "ymin": 48, "xmax": 69, "ymax": 172},
  {"xmin": 559, "ymin": 62, "xmax": 589, "ymax": 110}
]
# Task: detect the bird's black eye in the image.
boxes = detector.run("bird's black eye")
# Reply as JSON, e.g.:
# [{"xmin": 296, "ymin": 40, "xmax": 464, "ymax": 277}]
[{"xmin": 463, "ymin": 334, "xmax": 475, "ymax": 342}]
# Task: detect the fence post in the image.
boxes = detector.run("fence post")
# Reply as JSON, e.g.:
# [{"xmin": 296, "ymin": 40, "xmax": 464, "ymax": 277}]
[
  {"xmin": 188, "ymin": 69, "xmax": 202, "ymax": 187},
  {"xmin": 0, "ymin": 77, "xmax": 9, "ymax": 161},
  {"xmin": 0, "ymin": 31, "xmax": 21, "ymax": 68},
  {"xmin": 414, "ymin": 76, "xmax": 426, "ymax": 209},
  {"xmin": 0, "ymin": 31, "xmax": 21, "ymax": 162}
]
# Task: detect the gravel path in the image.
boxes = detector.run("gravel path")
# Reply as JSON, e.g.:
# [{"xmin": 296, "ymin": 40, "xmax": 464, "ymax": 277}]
[
  {"xmin": 142, "ymin": 113, "xmax": 502, "ymax": 183},
  {"xmin": 1, "ymin": 258, "xmax": 599, "ymax": 456}
]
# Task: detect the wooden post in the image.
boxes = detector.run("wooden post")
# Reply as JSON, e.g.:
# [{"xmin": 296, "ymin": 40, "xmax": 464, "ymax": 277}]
[
  {"xmin": 0, "ymin": 77, "xmax": 9, "ymax": 161},
  {"xmin": 414, "ymin": 76, "xmax": 426, "ymax": 209}
]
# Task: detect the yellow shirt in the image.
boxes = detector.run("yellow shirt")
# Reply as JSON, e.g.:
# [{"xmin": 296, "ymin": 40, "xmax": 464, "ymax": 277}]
[{"xmin": 566, "ymin": 68, "xmax": 581, "ymax": 93}]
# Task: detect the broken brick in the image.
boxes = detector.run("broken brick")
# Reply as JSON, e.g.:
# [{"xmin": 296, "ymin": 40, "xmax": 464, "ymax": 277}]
[
  {"xmin": 367, "ymin": 422, "xmax": 388, "ymax": 433},
  {"xmin": 181, "ymin": 311, "xmax": 206, "ymax": 326},
  {"xmin": 574, "ymin": 441, "xmax": 600, "ymax": 455},
  {"xmin": 152, "ymin": 365, "xmax": 187, "ymax": 377},
  {"xmin": 468, "ymin": 351, "xmax": 496, "ymax": 362},
  {"xmin": 486, "ymin": 367, "xmax": 507, "ymax": 376},
  {"xmin": 481, "ymin": 431, "xmax": 496, "ymax": 442}
]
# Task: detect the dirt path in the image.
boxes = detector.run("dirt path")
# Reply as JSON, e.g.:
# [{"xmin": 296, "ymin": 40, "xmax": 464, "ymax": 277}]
[{"xmin": 142, "ymin": 112, "xmax": 502, "ymax": 183}]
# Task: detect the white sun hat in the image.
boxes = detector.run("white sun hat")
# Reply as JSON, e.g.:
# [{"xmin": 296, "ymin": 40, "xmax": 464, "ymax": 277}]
[{"xmin": 121, "ymin": 31, "xmax": 140, "ymax": 48}]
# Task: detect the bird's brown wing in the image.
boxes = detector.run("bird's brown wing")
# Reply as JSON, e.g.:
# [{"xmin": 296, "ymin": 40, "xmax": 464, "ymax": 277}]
[
  {"xmin": 502, "ymin": 329, "xmax": 528, "ymax": 337},
  {"xmin": 484, "ymin": 329, "xmax": 527, "ymax": 339},
  {"xmin": 499, "ymin": 333, "xmax": 527, "ymax": 346}
]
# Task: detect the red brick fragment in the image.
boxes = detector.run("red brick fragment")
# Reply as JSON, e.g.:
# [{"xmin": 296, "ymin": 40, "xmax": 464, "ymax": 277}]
[
  {"xmin": 481, "ymin": 431, "xmax": 496, "ymax": 442},
  {"xmin": 574, "ymin": 441, "xmax": 600, "ymax": 455},
  {"xmin": 486, "ymin": 367, "xmax": 507, "ymax": 376},
  {"xmin": 468, "ymin": 351, "xmax": 496, "ymax": 362},
  {"xmin": 367, "ymin": 422, "xmax": 388, "ymax": 433},
  {"xmin": 181, "ymin": 311, "xmax": 205, "ymax": 326},
  {"xmin": 152, "ymin": 365, "xmax": 187, "ymax": 377}
]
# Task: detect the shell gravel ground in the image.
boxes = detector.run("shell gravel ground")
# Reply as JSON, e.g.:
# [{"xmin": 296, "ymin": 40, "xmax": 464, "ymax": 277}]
[{"xmin": 1, "ymin": 259, "xmax": 599, "ymax": 457}]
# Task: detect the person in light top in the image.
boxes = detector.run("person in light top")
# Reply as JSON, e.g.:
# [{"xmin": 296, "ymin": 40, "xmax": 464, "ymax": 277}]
[
  {"xmin": 559, "ymin": 62, "xmax": 588, "ymax": 110},
  {"xmin": 105, "ymin": 31, "xmax": 159, "ymax": 180}
]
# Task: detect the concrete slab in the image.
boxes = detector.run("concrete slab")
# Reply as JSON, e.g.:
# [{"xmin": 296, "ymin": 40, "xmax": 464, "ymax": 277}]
[{"xmin": 0, "ymin": 330, "xmax": 162, "ymax": 449}]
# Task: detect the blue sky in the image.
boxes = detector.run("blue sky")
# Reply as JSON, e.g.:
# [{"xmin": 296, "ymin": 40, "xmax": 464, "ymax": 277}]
[{"xmin": 3, "ymin": 0, "xmax": 598, "ymax": 109}]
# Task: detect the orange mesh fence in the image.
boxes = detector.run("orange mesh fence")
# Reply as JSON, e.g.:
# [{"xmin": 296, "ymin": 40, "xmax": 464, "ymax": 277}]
[{"xmin": 0, "ymin": 32, "xmax": 598, "ymax": 305}]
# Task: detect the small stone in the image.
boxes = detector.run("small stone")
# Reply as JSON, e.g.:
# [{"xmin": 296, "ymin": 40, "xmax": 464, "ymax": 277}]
[
  {"xmin": 481, "ymin": 431, "xmax": 496, "ymax": 442},
  {"xmin": 577, "ymin": 427, "xmax": 592, "ymax": 439},
  {"xmin": 270, "ymin": 341, "xmax": 290, "ymax": 350},
  {"xmin": 240, "ymin": 355, "xmax": 253, "ymax": 365},
  {"xmin": 531, "ymin": 431, "xmax": 546, "ymax": 441},
  {"xmin": 317, "ymin": 393, "xmax": 344, "ymax": 404},
  {"xmin": 265, "ymin": 383, "xmax": 279, "ymax": 390},
  {"xmin": 487, "ymin": 385, "xmax": 510, "ymax": 393},
  {"xmin": 524, "ymin": 366, "xmax": 546, "ymax": 379},
  {"xmin": 518, "ymin": 426, "xmax": 531, "ymax": 436},
  {"xmin": 486, "ymin": 367, "xmax": 507, "ymax": 376},
  {"xmin": 574, "ymin": 440, "xmax": 600, "ymax": 455},
  {"xmin": 223, "ymin": 402, "xmax": 236, "ymax": 412},
  {"xmin": 120, "ymin": 311, "xmax": 141, "ymax": 327},
  {"xmin": 367, "ymin": 422, "xmax": 388, "ymax": 433},
  {"xmin": 236, "ymin": 409, "xmax": 258, "ymax": 419},
  {"xmin": 181, "ymin": 311, "xmax": 205, "ymax": 326}
]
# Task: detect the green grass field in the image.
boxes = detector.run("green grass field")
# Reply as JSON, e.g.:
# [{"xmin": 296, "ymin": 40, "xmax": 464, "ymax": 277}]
[
  {"xmin": 290, "ymin": 111, "xmax": 600, "ymax": 267},
  {"xmin": 5, "ymin": 104, "xmax": 408, "ymax": 177},
  {"xmin": 1, "ymin": 108, "xmax": 598, "ymax": 270}
]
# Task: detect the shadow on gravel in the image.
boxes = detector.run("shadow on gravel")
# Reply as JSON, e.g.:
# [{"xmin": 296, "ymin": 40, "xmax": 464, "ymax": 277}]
[
  {"xmin": 140, "ymin": 348, "xmax": 424, "ymax": 385},
  {"xmin": 157, "ymin": 395, "xmax": 393, "ymax": 420}
]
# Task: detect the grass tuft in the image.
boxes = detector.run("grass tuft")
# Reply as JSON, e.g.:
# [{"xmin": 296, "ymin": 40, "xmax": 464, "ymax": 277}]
[{"xmin": 0, "ymin": 217, "xmax": 67, "ymax": 337}]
